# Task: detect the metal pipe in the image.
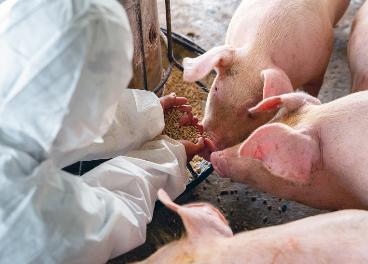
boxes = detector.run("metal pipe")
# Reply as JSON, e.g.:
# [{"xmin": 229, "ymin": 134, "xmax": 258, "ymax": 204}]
[{"xmin": 152, "ymin": 0, "xmax": 209, "ymax": 94}]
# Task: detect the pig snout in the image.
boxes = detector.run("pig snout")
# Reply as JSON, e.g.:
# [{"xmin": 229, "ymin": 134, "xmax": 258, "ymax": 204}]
[
  {"xmin": 210, "ymin": 151, "xmax": 228, "ymax": 178},
  {"xmin": 203, "ymin": 121, "xmax": 249, "ymax": 152},
  {"xmin": 201, "ymin": 124, "xmax": 226, "ymax": 152},
  {"xmin": 210, "ymin": 143, "xmax": 245, "ymax": 180},
  {"xmin": 202, "ymin": 94, "xmax": 260, "ymax": 151},
  {"xmin": 210, "ymin": 142, "xmax": 270, "ymax": 187}
]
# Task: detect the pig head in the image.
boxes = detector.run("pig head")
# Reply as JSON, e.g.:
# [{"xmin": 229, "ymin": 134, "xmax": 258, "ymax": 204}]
[
  {"xmin": 183, "ymin": 0, "xmax": 350, "ymax": 151},
  {"xmin": 132, "ymin": 190, "xmax": 368, "ymax": 264},
  {"xmin": 184, "ymin": 47, "xmax": 292, "ymax": 151},
  {"xmin": 211, "ymin": 85, "xmax": 368, "ymax": 210}
]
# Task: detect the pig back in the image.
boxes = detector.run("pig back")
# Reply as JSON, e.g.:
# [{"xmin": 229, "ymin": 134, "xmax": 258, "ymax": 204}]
[{"xmin": 225, "ymin": 0, "xmax": 335, "ymax": 88}]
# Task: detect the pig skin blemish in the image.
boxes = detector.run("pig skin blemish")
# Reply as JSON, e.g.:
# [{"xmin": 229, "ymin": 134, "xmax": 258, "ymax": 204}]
[{"xmin": 254, "ymin": 145, "xmax": 264, "ymax": 159}]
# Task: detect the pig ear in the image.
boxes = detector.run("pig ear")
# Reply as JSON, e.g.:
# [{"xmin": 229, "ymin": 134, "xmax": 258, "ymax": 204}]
[
  {"xmin": 183, "ymin": 45, "xmax": 236, "ymax": 82},
  {"xmin": 249, "ymin": 92, "xmax": 322, "ymax": 113},
  {"xmin": 179, "ymin": 203, "xmax": 233, "ymax": 240},
  {"xmin": 157, "ymin": 189, "xmax": 180, "ymax": 212},
  {"xmin": 158, "ymin": 190, "xmax": 233, "ymax": 240},
  {"xmin": 239, "ymin": 123, "xmax": 319, "ymax": 183},
  {"xmin": 261, "ymin": 67, "xmax": 294, "ymax": 99}
]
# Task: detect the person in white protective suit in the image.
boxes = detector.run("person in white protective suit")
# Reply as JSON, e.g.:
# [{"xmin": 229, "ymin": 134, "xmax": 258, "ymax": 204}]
[{"xmin": 0, "ymin": 0, "xmax": 211, "ymax": 263}]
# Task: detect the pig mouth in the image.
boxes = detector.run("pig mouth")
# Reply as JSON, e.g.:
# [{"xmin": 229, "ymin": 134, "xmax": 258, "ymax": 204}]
[{"xmin": 206, "ymin": 131, "xmax": 225, "ymax": 151}]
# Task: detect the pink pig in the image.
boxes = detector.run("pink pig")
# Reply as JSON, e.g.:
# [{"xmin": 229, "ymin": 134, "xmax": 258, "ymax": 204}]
[
  {"xmin": 348, "ymin": 0, "xmax": 368, "ymax": 93},
  {"xmin": 210, "ymin": 77, "xmax": 368, "ymax": 210},
  {"xmin": 183, "ymin": 0, "xmax": 350, "ymax": 152},
  {"xmin": 132, "ymin": 189, "xmax": 368, "ymax": 264}
]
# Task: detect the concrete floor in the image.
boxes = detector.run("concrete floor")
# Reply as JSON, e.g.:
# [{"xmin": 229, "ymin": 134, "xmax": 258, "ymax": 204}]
[{"xmin": 109, "ymin": 0, "xmax": 365, "ymax": 263}]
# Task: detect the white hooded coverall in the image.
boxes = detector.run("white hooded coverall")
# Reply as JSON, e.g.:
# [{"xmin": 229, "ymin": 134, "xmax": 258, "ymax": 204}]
[{"xmin": 0, "ymin": 0, "xmax": 188, "ymax": 263}]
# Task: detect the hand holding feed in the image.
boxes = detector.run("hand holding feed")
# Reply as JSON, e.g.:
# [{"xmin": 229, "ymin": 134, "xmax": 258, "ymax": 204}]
[
  {"xmin": 159, "ymin": 92, "xmax": 194, "ymax": 126},
  {"xmin": 160, "ymin": 93, "xmax": 210, "ymax": 161}
]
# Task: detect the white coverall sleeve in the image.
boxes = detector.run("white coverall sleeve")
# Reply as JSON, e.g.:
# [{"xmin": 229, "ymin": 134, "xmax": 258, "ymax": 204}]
[
  {"xmin": 81, "ymin": 135, "xmax": 189, "ymax": 256},
  {"xmin": 52, "ymin": 88, "xmax": 165, "ymax": 169},
  {"xmin": 79, "ymin": 135, "xmax": 188, "ymax": 260},
  {"xmin": 1, "ymin": 136, "xmax": 187, "ymax": 264}
]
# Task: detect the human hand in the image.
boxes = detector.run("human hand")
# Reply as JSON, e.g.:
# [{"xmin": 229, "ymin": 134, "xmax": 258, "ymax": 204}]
[
  {"xmin": 181, "ymin": 117, "xmax": 216, "ymax": 161},
  {"xmin": 177, "ymin": 133, "xmax": 215, "ymax": 162},
  {"xmin": 176, "ymin": 116, "xmax": 215, "ymax": 162},
  {"xmin": 159, "ymin": 93, "xmax": 194, "ymax": 126},
  {"xmin": 177, "ymin": 137, "xmax": 205, "ymax": 162},
  {"xmin": 196, "ymin": 137, "xmax": 216, "ymax": 161},
  {"xmin": 174, "ymin": 116, "xmax": 208, "ymax": 162},
  {"xmin": 160, "ymin": 93, "xmax": 213, "ymax": 162}
]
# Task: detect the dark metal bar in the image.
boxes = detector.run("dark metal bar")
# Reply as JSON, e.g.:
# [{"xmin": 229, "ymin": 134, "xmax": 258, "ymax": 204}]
[
  {"xmin": 153, "ymin": 61, "xmax": 174, "ymax": 94},
  {"xmin": 155, "ymin": 29, "xmax": 211, "ymax": 94},
  {"xmin": 194, "ymin": 80, "xmax": 210, "ymax": 93},
  {"xmin": 153, "ymin": 1, "xmax": 210, "ymax": 94},
  {"xmin": 161, "ymin": 28, "xmax": 206, "ymax": 54},
  {"xmin": 186, "ymin": 162, "xmax": 199, "ymax": 180},
  {"xmin": 155, "ymin": 161, "xmax": 214, "ymax": 209},
  {"xmin": 134, "ymin": 0, "xmax": 148, "ymax": 91},
  {"xmin": 152, "ymin": 0, "xmax": 174, "ymax": 94},
  {"xmin": 165, "ymin": 0, "xmax": 173, "ymax": 63},
  {"xmin": 79, "ymin": 161, "xmax": 84, "ymax": 175}
]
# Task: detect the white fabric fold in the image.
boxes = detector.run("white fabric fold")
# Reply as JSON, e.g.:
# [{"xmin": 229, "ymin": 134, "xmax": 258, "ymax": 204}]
[{"xmin": 51, "ymin": 89, "xmax": 165, "ymax": 169}]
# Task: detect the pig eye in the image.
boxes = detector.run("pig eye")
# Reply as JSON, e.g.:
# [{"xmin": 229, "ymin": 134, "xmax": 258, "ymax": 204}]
[
  {"xmin": 248, "ymin": 112, "xmax": 255, "ymax": 119},
  {"xmin": 215, "ymin": 86, "xmax": 218, "ymax": 91}
]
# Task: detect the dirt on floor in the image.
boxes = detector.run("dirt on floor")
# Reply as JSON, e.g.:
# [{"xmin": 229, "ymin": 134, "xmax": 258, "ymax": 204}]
[{"xmin": 109, "ymin": 1, "xmax": 365, "ymax": 263}]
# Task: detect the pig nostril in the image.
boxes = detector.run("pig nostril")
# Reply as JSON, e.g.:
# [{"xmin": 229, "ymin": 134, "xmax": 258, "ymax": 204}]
[{"xmin": 215, "ymin": 86, "xmax": 218, "ymax": 91}]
